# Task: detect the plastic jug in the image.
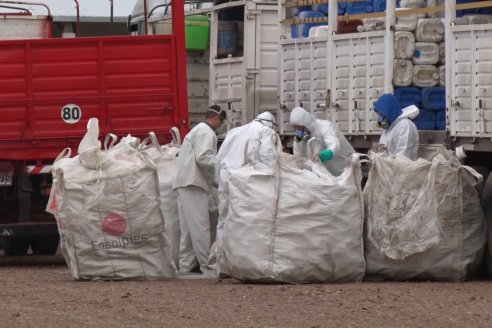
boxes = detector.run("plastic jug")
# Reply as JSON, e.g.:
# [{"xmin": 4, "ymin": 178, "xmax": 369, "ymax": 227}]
[
  {"xmin": 415, "ymin": 19, "xmax": 444, "ymax": 42},
  {"xmin": 395, "ymin": 12, "xmax": 417, "ymax": 31},
  {"xmin": 291, "ymin": 11, "xmax": 326, "ymax": 38},
  {"xmin": 438, "ymin": 42, "xmax": 445, "ymax": 64},
  {"xmin": 413, "ymin": 42, "xmax": 439, "ymax": 65},
  {"xmin": 435, "ymin": 109, "xmax": 446, "ymax": 130},
  {"xmin": 312, "ymin": 3, "xmax": 345, "ymax": 15},
  {"xmin": 394, "ymin": 59, "xmax": 414, "ymax": 87},
  {"xmin": 421, "ymin": 87, "xmax": 445, "ymax": 111},
  {"xmin": 439, "ymin": 65, "xmax": 445, "ymax": 86},
  {"xmin": 413, "ymin": 65, "xmax": 439, "ymax": 87},
  {"xmin": 372, "ymin": 0, "xmax": 387, "ymax": 12},
  {"xmin": 395, "ymin": 87, "xmax": 422, "ymax": 108},
  {"xmin": 414, "ymin": 109, "xmax": 436, "ymax": 130},
  {"xmin": 347, "ymin": 1, "xmax": 373, "ymax": 14},
  {"xmin": 395, "ymin": 31, "xmax": 415, "ymax": 59}
]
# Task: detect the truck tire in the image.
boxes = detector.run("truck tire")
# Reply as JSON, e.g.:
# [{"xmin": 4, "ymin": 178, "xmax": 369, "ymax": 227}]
[
  {"xmin": 30, "ymin": 235, "xmax": 60, "ymax": 255},
  {"xmin": 0, "ymin": 236, "xmax": 30, "ymax": 256}
]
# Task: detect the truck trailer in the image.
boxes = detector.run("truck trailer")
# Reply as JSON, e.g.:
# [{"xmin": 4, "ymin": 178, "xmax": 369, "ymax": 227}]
[{"xmin": 0, "ymin": 0, "xmax": 189, "ymax": 255}]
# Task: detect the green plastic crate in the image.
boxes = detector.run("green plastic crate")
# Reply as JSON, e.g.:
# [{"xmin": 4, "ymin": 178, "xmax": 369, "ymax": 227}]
[{"xmin": 185, "ymin": 15, "xmax": 210, "ymax": 52}]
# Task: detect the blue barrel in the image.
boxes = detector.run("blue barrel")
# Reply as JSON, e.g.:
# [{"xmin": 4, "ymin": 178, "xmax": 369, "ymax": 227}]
[
  {"xmin": 435, "ymin": 110, "xmax": 446, "ymax": 130},
  {"xmin": 312, "ymin": 3, "xmax": 345, "ymax": 15},
  {"xmin": 372, "ymin": 0, "xmax": 386, "ymax": 13},
  {"xmin": 346, "ymin": 1, "xmax": 373, "ymax": 14},
  {"xmin": 217, "ymin": 21, "xmax": 237, "ymax": 57},
  {"xmin": 457, "ymin": 0, "xmax": 478, "ymax": 16},
  {"xmin": 291, "ymin": 11, "xmax": 326, "ymax": 38},
  {"xmin": 395, "ymin": 87, "xmax": 422, "ymax": 108},
  {"xmin": 292, "ymin": 5, "xmax": 311, "ymax": 16},
  {"xmin": 414, "ymin": 109, "xmax": 436, "ymax": 130},
  {"xmin": 421, "ymin": 87, "xmax": 445, "ymax": 111}
]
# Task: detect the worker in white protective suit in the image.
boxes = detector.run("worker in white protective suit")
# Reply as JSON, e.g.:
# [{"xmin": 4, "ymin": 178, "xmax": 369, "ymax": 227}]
[
  {"xmin": 374, "ymin": 93, "xmax": 419, "ymax": 160},
  {"xmin": 290, "ymin": 107, "xmax": 355, "ymax": 176},
  {"xmin": 173, "ymin": 105, "xmax": 226, "ymax": 274},
  {"xmin": 214, "ymin": 111, "xmax": 277, "ymax": 267}
]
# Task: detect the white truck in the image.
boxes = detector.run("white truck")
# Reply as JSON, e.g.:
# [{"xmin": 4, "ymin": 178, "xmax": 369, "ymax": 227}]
[
  {"xmin": 277, "ymin": 0, "xmax": 492, "ymax": 159},
  {"xmin": 129, "ymin": 0, "xmax": 280, "ymax": 133}
]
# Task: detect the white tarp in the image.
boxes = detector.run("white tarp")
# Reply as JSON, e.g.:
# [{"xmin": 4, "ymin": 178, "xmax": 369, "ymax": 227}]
[
  {"xmin": 47, "ymin": 118, "xmax": 176, "ymax": 280},
  {"xmin": 364, "ymin": 146, "xmax": 486, "ymax": 281},
  {"xmin": 219, "ymin": 137, "xmax": 366, "ymax": 283}
]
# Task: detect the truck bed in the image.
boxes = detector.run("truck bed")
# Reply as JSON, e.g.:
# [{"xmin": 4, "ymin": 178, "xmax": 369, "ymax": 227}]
[{"xmin": 0, "ymin": 35, "xmax": 187, "ymax": 160}]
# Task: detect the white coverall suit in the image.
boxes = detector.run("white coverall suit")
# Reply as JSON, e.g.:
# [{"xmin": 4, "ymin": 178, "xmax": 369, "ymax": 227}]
[
  {"xmin": 374, "ymin": 93, "xmax": 420, "ymax": 161},
  {"xmin": 379, "ymin": 109, "xmax": 420, "ymax": 160},
  {"xmin": 215, "ymin": 112, "xmax": 276, "ymax": 264},
  {"xmin": 173, "ymin": 122, "xmax": 218, "ymax": 272},
  {"xmin": 290, "ymin": 107, "xmax": 355, "ymax": 176}
]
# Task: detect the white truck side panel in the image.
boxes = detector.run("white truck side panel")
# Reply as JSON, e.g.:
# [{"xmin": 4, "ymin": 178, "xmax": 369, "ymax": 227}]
[
  {"xmin": 331, "ymin": 31, "xmax": 386, "ymax": 135},
  {"xmin": 188, "ymin": 52, "xmax": 212, "ymax": 129},
  {"xmin": 279, "ymin": 38, "xmax": 328, "ymax": 134},
  {"xmin": 254, "ymin": 7, "xmax": 279, "ymax": 119},
  {"xmin": 0, "ymin": 16, "xmax": 49, "ymax": 39},
  {"xmin": 449, "ymin": 24, "xmax": 492, "ymax": 138},
  {"xmin": 210, "ymin": 58, "xmax": 244, "ymax": 128},
  {"xmin": 210, "ymin": 2, "xmax": 279, "ymax": 131}
]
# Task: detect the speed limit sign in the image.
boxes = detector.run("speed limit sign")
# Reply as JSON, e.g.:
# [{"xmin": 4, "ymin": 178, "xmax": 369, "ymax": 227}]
[{"xmin": 61, "ymin": 104, "xmax": 82, "ymax": 124}]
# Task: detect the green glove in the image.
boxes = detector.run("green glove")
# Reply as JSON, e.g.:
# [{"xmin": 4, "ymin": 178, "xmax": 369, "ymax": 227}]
[{"xmin": 319, "ymin": 149, "xmax": 334, "ymax": 162}]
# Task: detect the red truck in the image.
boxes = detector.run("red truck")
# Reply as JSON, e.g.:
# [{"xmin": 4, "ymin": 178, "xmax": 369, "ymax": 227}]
[{"xmin": 0, "ymin": 0, "xmax": 189, "ymax": 255}]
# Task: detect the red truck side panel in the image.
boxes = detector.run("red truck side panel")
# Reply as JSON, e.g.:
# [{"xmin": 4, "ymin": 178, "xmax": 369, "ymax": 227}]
[{"xmin": 0, "ymin": 35, "xmax": 188, "ymax": 160}]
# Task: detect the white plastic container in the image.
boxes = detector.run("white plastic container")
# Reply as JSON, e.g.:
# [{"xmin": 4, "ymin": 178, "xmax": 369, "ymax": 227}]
[
  {"xmin": 395, "ymin": 12, "xmax": 417, "ymax": 31},
  {"xmin": 308, "ymin": 25, "xmax": 329, "ymax": 37},
  {"xmin": 453, "ymin": 16, "xmax": 470, "ymax": 25},
  {"xmin": 466, "ymin": 15, "xmax": 492, "ymax": 25},
  {"xmin": 394, "ymin": 59, "xmax": 414, "ymax": 87},
  {"xmin": 439, "ymin": 41, "xmax": 445, "ymax": 65},
  {"xmin": 439, "ymin": 65, "xmax": 445, "ymax": 86},
  {"xmin": 426, "ymin": 0, "xmax": 445, "ymax": 18},
  {"xmin": 359, "ymin": 18, "xmax": 385, "ymax": 32},
  {"xmin": 399, "ymin": 0, "xmax": 426, "ymax": 19},
  {"xmin": 395, "ymin": 31, "xmax": 415, "ymax": 59},
  {"xmin": 413, "ymin": 42, "xmax": 440, "ymax": 65},
  {"xmin": 413, "ymin": 64, "xmax": 440, "ymax": 87},
  {"xmin": 415, "ymin": 19, "xmax": 445, "ymax": 42}
]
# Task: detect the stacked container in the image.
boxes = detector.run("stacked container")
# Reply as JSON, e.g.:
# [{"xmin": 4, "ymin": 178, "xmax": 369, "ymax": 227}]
[
  {"xmin": 292, "ymin": 0, "xmax": 388, "ymax": 38},
  {"xmin": 393, "ymin": 0, "xmax": 447, "ymax": 130}
]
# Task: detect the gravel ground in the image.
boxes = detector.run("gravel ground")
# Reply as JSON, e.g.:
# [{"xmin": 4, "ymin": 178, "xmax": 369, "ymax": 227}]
[{"xmin": 1, "ymin": 259, "xmax": 491, "ymax": 328}]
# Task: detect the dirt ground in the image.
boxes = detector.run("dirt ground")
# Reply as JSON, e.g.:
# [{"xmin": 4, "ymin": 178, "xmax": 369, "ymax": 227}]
[{"xmin": 0, "ymin": 257, "xmax": 491, "ymax": 328}]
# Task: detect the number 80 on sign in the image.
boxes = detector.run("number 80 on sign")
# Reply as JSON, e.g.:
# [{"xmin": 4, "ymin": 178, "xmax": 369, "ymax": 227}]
[{"xmin": 61, "ymin": 104, "xmax": 82, "ymax": 124}]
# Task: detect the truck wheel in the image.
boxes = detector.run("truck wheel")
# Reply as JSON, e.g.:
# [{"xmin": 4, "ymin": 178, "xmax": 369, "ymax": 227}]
[
  {"xmin": 30, "ymin": 235, "xmax": 60, "ymax": 255},
  {"xmin": 0, "ymin": 236, "xmax": 30, "ymax": 256}
]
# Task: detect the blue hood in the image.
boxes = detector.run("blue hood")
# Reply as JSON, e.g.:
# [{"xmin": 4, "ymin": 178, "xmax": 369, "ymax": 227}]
[{"xmin": 374, "ymin": 93, "xmax": 402, "ymax": 125}]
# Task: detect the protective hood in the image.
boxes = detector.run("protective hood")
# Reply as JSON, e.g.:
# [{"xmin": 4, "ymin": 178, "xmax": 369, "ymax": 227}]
[
  {"xmin": 290, "ymin": 107, "xmax": 316, "ymax": 132},
  {"xmin": 255, "ymin": 111, "xmax": 276, "ymax": 129},
  {"xmin": 400, "ymin": 104, "xmax": 420, "ymax": 120},
  {"xmin": 374, "ymin": 94, "xmax": 402, "ymax": 125}
]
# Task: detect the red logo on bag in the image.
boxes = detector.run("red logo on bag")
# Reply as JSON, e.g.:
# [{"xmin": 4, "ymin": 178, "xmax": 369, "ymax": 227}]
[
  {"xmin": 101, "ymin": 213, "xmax": 127, "ymax": 236},
  {"xmin": 49, "ymin": 193, "xmax": 57, "ymax": 210}
]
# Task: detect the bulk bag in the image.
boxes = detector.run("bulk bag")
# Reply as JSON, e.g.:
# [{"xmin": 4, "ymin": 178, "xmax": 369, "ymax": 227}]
[
  {"xmin": 219, "ymin": 137, "xmax": 366, "ymax": 283},
  {"xmin": 47, "ymin": 118, "xmax": 176, "ymax": 280},
  {"xmin": 364, "ymin": 146, "xmax": 486, "ymax": 281},
  {"xmin": 140, "ymin": 129, "xmax": 181, "ymax": 269}
]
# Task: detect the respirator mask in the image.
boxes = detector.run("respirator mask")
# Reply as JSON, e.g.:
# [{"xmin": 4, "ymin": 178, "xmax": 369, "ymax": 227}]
[
  {"xmin": 376, "ymin": 114, "xmax": 390, "ymax": 130},
  {"xmin": 294, "ymin": 128, "xmax": 310, "ymax": 142}
]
